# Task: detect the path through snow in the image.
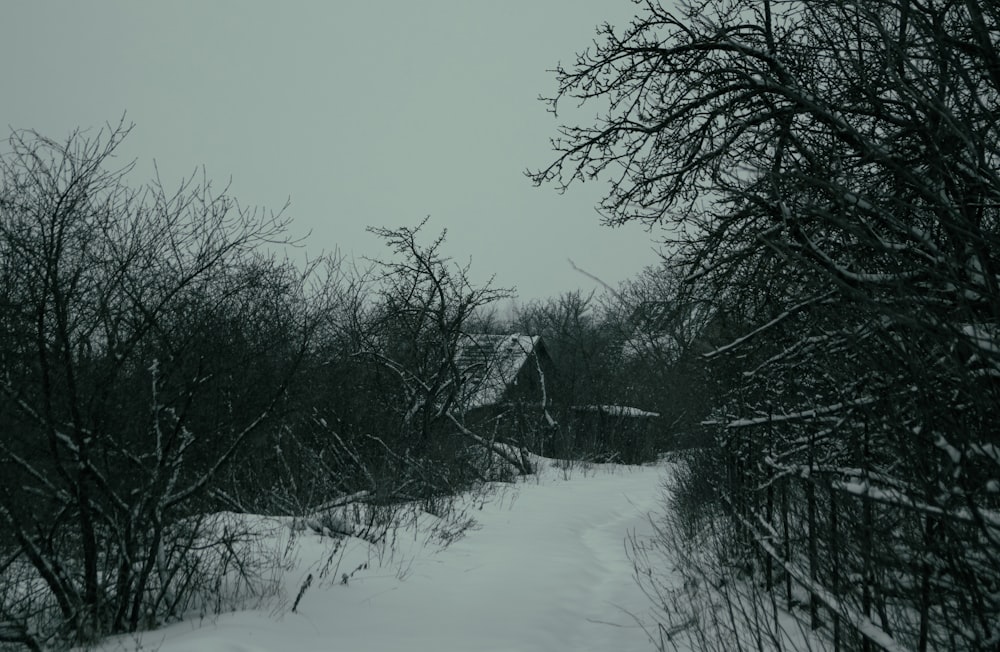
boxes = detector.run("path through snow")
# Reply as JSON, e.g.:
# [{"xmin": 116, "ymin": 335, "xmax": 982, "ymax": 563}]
[{"xmin": 99, "ymin": 462, "xmax": 667, "ymax": 652}]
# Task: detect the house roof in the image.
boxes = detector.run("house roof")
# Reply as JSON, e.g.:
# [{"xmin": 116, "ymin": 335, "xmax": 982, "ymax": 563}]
[
  {"xmin": 573, "ymin": 405, "xmax": 660, "ymax": 418},
  {"xmin": 456, "ymin": 333, "xmax": 541, "ymax": 409}
]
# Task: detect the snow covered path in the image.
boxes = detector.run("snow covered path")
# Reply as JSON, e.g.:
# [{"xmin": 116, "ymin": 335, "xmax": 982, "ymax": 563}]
[{"xmin": 101, "ymin": 463, "xmax": 666, "ymax": 652}]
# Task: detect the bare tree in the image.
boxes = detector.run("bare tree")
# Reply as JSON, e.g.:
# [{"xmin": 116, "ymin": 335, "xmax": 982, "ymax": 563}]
[
  {"xmin": 0, "ymin": 123, "xmax": 333, "ymax": 647},
  {"xmin": 610, "ymin": 263, "xmax": 740, "ymax": 449},
  {"xmin": 534, "ymin": 1, "xmax": 1000, "ymax": 649},
  {"xmin": 349, "ymin": 220, "xmax": 531, "ymax": 494},
  {"xmin": 512, "ymin": 290, "xmax": 611, "ymax": 406}
]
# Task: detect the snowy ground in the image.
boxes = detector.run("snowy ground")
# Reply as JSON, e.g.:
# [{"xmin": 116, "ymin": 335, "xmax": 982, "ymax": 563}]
[{"xmin": 95, "ymin": 460, "xmax": 667, "ymax": 652}]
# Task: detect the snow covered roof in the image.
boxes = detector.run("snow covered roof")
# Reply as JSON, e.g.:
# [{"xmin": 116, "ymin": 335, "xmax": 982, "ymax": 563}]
[
  {"xmin": 456, "ymin": 333, "xmax": 541, "ymax": 409},
  {"xmin": 573, "ymin": 405, "xmax": 660, "ymax": 418}
]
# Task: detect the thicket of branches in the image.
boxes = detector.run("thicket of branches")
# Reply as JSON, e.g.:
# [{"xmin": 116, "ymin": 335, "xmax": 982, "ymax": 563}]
[
  {"xmin": 0, "ymin": 128, "xmax": 543, "ymax": 648},
  {"xmin": 0, "ymin": 123, "xmax": 337, "ymax": 648},
  {"xmin": 293, "ymin": 219, "xmax": 534, "ymax": 511},
  {"xmin": 534, "ymin": 0, "xmax": 1000, "ymax": 649},
  {"xmin": 508, "ymin": 274, "xmax": 730, "ymax": 455}
]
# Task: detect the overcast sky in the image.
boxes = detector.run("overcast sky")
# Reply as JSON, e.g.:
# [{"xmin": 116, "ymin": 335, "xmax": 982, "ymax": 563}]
[{"xmin": 1, "ymin": 1, "xmax": 664, "ymax": 303}]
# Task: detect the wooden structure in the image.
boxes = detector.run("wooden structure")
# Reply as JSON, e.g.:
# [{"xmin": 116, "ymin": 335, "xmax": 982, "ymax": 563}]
[
  {"xmin": 568, "ymin": 405, "xmax": 660, "ymax": 463},
  {"xmin": 454, "ymin": 334, "xmax": 557, "ymax": 453}
]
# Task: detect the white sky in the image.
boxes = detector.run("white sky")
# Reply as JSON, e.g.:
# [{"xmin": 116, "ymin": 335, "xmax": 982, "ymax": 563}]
[{"xmin": 1, "ymin": 1, "xmax": 664, "ymax": 302}]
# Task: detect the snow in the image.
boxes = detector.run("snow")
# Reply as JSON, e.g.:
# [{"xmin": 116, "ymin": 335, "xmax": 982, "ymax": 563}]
[
  {"xmin": 576, "ymin": 405, "xmax": 661, "ymax": 418},
  {"xmin": 961, "ymin": 323, "xmax": 1000, "ymax": 354},
  {"xmin": 94, "ymin": 460, "xmax": 665, "ymax": 652},
  {"xmin": 745, "ymin": 512, "xmax": 911, "ymax": 652},
  {"xmin": 833, "ymin": 479, "xmax": 1000, "ymax": 531}
]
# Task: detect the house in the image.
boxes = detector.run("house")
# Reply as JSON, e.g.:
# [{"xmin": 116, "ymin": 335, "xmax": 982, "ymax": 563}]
[
  {"xmin": 452, "ymin": 334, "xmax": 666, "ymax": 462},
  {"xmin": 454, "ymin": 333, "xmax": 557, "ymax": 452},
  {"xmin": 455, "ymin": 333, "xmax": 554, "ymax": 412}
]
